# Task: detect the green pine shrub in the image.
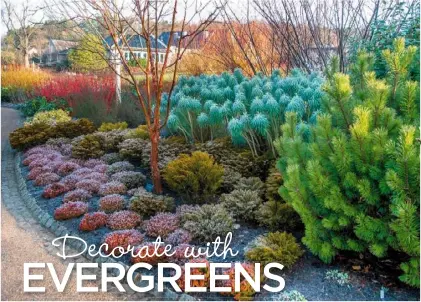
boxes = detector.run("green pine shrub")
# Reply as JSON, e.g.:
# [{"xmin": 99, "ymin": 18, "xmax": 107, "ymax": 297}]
[
  {"xmin": 245, "ymin": 232, "xmax": 304, "ymax": 268},
  {"xmin": 10, "ymin": 118, "xmax": 95, "ymax": 150},
  {"xmin": 221, "ymin": 189, "xmax": 262, "ymax": 222},
  {"xmin": 275, "ymin": 39, "xmax": 420, "ymax": 287},
  {"xmin": 180, "ymin": 203, "xmax": 234, "ymax": 242},
  {"xmin": 163, "ymin": 151, "xmax": 224, "ymax": 202},
  {"xmin": 72, "ymin": 134, "xmax": 104, "ymax": 159}
]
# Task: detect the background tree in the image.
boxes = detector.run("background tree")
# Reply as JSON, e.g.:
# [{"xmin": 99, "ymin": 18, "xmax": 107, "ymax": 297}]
[{"xmin": 68, "ymin": 34, "xmax": 108, "ymax": 72}]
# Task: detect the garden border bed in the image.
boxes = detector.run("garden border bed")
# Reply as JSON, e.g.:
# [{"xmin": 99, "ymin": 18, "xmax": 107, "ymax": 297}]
[{"xmin": 13, "ymin": 151, "xmax": 195, "ymax": 302}]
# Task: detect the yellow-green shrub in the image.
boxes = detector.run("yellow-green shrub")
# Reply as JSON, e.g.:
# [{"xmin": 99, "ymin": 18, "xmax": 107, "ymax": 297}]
[
  {"xmin": 98, "ymin": 122, "xmax": 128, "ymax": 132},
  {"xmin": 124, "ymin": 124, "xmax": 149, "ymax": 139},
  {"xmin": 163, "ymin": 151, "xmax": 224, "ymax": 202},
  {"xmin": 72, "ymin": 134, "xmax": 104, "ymax": 159},
  {"xmin": 25, "ymin": 109, "xmax": 71, "ymax": 126},
  {"xmin": 245, "ymin": 232, "xmax": 303, "ymax": 268}
]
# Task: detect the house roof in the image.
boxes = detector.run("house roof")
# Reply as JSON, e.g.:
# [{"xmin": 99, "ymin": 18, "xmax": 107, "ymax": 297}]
[
  {"xmin": 158, "ymin": 31, "xmax": 187, "ymax": 46},
  {"xmin": 105, "ymin": 35, "xmax": 167, "ymax": 50},
  {"xmin": 50, "ymin": 39, "xmax": 78, "ymax": 52}
]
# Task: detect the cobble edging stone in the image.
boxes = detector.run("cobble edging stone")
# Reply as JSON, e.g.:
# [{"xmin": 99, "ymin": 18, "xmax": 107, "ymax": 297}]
[{"xmin": 14, "ymin": 152, "xmax": 195, "ymax": 301}]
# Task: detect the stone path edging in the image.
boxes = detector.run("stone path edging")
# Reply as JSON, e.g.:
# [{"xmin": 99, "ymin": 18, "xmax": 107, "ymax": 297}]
[{"xmin": 12, "ymin": 149, "xmax": 195, "ymax": 301}]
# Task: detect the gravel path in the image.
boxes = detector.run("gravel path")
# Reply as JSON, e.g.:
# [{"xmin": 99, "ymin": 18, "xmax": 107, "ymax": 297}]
[{"xmin": 0, "ymin": 108, "xmax": 148, "ymax": 301}]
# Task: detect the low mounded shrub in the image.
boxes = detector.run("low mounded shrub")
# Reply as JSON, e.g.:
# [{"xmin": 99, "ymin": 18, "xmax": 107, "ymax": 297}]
[
  {"xmin": 102, "ymin": 230, "xmax": 144, "ymax": 256},
  {"xmin": 26, "ymin": 109, "xmax": 71, "ymax": 126},
  {"xmin": 57, "ymin": 162, "xmax": 80, "ymax": 176},
  {"xmin": 129, "ymin": 191, "xmax": 174, "ymax": 217},
  {"xmin": 256, "ymin": 201, "xmax": 300, "ymax": 231},
  {"xmin": 72, "ymin": 134, "xmax": 104, "ymax": 159},
  {"xmin": 221, "ymin": 189, "xmax": 262, "ymax": 222},
  {"xmin": 101, "ymin": 152, "xmax": 123, "ymax": 164},
  {"xmin": 234, "ymin": 177, "xmax": 265, "ymax": 196},
  {"xmin": 166, "ymin": 229, "xmax": 192, "ymax": 246},
  {"xmin": 42, "ymin": 182, "xmax": 69, "ymax": 198},
  {"xmin": 28, "ymin": 158, "xmax": 51, "ymax": 170},
  {"xmin": 180, "ymin": 203, "xmax": 234, "ymax": 242},
  {"xmin": 79, "ymin": 212, "xmax": 108, "ymax": 231},
  {"xmin": 99, "ymin": 181, "xmax": 127, "ymax": 196},
  {"xmin": 163, "ymin": 151, "xmax": 224, "ymax": 202},
  {"xmin": 107, "ymin": 161, "xmax": 135, "ymax": 175},
  {"xmin": 245, "ymin": 232, "xmax": 303, "ymax": 268},
  {"xmin": 118, "ymin": 138, "xmax": 145, "ymax": 161},
  {"xmin": 107, "ymin": 210, "xmax": 142, "ymax": 230},
  {"xmin": 93, "ymin": 164, "xmax": 108, "ymax": 174},
  {"xmin": 81, "ymin": 172, "xmax": 109, "ymax": 183},
  {"xmin": 75, "ymin": 179, "xmax": 101, "ymax": 194},
  {"xmin": 110, "ymin": 171, "xmax": 146, "ymax": 189},
  {"xmin": 54, "ymin": 201, "xmax": 88, "ymax": 220},
  {"xmin": 145, "ymin": 212, "xmax": 179, "ymax": 238},
  {"xmin": 98, "ymin": 122, "xmax": 128, "ymax": 132},
  {"xmin": 99, "ymin": 194, "xmax": 126, "ymax": 213},
  {"xmin": 63, "ymin": 189, "xmax": 92, "ymax": 203},
  {"xmin": 220, "ymin": 263, "xmax": 261, "ymax": 301},
  {"xmin": 34, "ymin": 172, "xmax": 61, "ymax": 186},
  {"xmin": 95, "ymin": 130, "xmax": 129, "ymax": 152},
  {"xmin": 60, "ymin": 175, "xmax": 80, "ymax": 190},
  {"xmin": 176, "ymin": 204, "xmax": 200, "ymax": 224},
  {"xmin": 177, "ymin": 258, "xmax": 210, "ymax": 290},
  {"xmin": 131, "ymin": 243, "xmax": 167, "ymax": 265},
  {"xmin": 10, "ymin": 118, "xmax": 95, "ymax": 150},
  {"xmin": 221, "ymin": 168, "xmax": 242, "ymax": 193},
  {"xmin": 84, "ymin": 159, "xmax": 105, "ymax": 168},
  {"xmin": 170, "ymin": 244, "xmax": 195, "ymax": 263},
  {"xmin": 27, "ymin": 166, "xmax": 53, "ymax": 180},
  {"xmin": 124, "ymin": 124, "xmax": 149, "ymax": 139}
]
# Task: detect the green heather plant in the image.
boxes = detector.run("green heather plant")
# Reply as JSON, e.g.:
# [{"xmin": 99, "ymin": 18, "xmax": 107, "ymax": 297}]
[
  {"xmin": 163, "ymin": 151, "xmax": 224, "ymax": 202},
  {"xmin": 221, "ymin": 189, "xmax": 261, "ymax": 222},
  {"xmin": 71, "ymin": 134, "xmax": 104, "ymax": 159},
  {"xmin": 129, "ymin": 191, "xmax": 174, "ymax": 217},
  {"xmin": 275, "ymin": 39, "xmax": 420, "ymax": 287},
  {"xmin": 98, "ymin": 122, "xmax": 128, "ymax": 132}
]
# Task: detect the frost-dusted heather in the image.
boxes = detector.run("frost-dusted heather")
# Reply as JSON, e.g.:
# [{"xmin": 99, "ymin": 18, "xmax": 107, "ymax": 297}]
[
  {"xmin": 75, "ymin": 179, "xmax": 101, "ymax": 194},
  {"xmin": 102, "ymin": 230, "xmax": 144, "ymax": 256},
  {"xmin": 145, "ymin": 212, "xmax": 179, "ymax": 238},
  {"xmin": 99, "ymin": 194, "xmax": 125, "ymax": 213},
  {"xmin": 42, "ymin": 182, "xmax": 70, "ymax": 198},
  {"xmin": 63, "ymin": 189, "xmax": 92, "ymax": 203},
  {"xmin": 129, "ymin": 191, "xmax": 174, "ymax": 217},
  {"xmin": 57, "ymin": 161, "xmax": 80, "ymax": 176},
  {"xmin": 27, "ymin": 166, "xmax": 53, "ymax": 180},
  {"xmin": 176, "ymin": 204, "xmax": 200, "ymax": 223},
  {"xmin": 131, "ymin": 243, "xmax": 167, "ymax": 265},
  {"xmin": 79, "ymin": 212, "xmax": 108, "ymax": 231},
  {"xmin": 166, "ymin": 229, "xmax": 192, "ymax": 245},
  {"xmin": 54, "ymin": 201, "xmax": 88, "ymax": 220},
  {"xmin": 60, "ymin": 174, "xmax": 80, "ymax": 190},
  {"xmin": 99, "ymin": 181, "xmax": 127, "ymax": 196},
  {"xmin": 72, "ymin": 168, "xmax": 92, "ymax": 177},
  {"xmin": 34, "ymin": 172, "xmax": 61, "ymax": 186},
  {"xmin": 107, "ymin": 161, "xmax": 135, "ymax": 175},
  {"xmin": 93, "ymin": 164, "xmax": 108, "ymax": 174},
  {"xmin": 107, "ymin": 210, "xmax": 142, "ymax": 230},
  {"xmin": 28, "ymin": 158, "xmax": 51, "ymax": 170},
  {"xmin": 110, "ymin": 171, "xmax": 146, "ymax": 189},
  {"xmin": 23, "ymin": 153, "xmax": 45, "ymax": 166},
  {"xmin": 118, "ymin": 138, "xmax": 145, "ymax": 161},
  {"xmin": 81, "ymin": 172, "xmax": 109, "ymax": 183},
  {"xmin": 100, "ymin": 152, "xmax": 123, "ymax": 164},
  {"xmin": 84, "ymin": 158, "xmax": 105, "ymax": 168}
]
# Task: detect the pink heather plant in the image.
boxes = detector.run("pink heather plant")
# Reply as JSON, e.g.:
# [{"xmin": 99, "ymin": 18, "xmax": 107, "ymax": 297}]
[
  {"xmin": 93, "ymin": 164, "xmax": 108, "ymax": 174},
  {"xmin": 102, "ymin": 230, "xmax": 144, "ymax": 256},
  {"xmin": 42, "ymin": 182, "xmax": 70, "ymax": 198},
  {"xmin": 166, "ymin": 229, "xmax": 193, "ymax": 245},
  {"xmin": 81, "ymin": 172, "xmax": 109, "ymax": 183},
  {"xmin": 79, "ymin": 212, "xmax": 108, "ymax": 231},
  {"xmin": 107, "ymin": 210, "xmax": 142, "ymax": 230},
  {"xmin": 75, "ymin": 179, "xmax": 101, "ymax": 194},
  {"xmin": 27, "ymin": 166, "xmax": 54, "ymax": 180},
  {"xmin": 63, "ymin": 189, "xmax": 92, "ymax": 203},
  {"xmin": 57, "ymin": 162, "xmax": 81, "ymax": 176},
  {"xmin": 23, "ymin": 153, "xmax": 45, "ymax": 166},
  {"xmin": 72, "ymin": 168, "xmax": 93, "ymax": 177},
  {"xmin": 145, "ymin": 213, "xmax": 179, "ymax": 238},
  {"xmin": 170, "ymin": 244, "xmax": 195, "ymax": 263},
  {"xmin": 99, "ymin": 194, "xmax": 125, "ymax": 213},
  {"xmin": 28, "ymin": 158, "xmax": 51, "ymax": 170},
  {"xmin": 99, "ymin": 181, "xmax": 127, "ymax": 196},
  {"xmin": 84, "ymin": 159, "xmax": 105, "ymax": 168},
  {"xmin": 69, "ymin": 158, "xmax": 86, "ymax": 166},
  {"xmin": 60, "ymin": 174, "xmax": 81, "ymax": 190},
  {"xmin": 34, "ymin": 172, "xmax": 61, "ymax": 186},
  {"xmin": 54, "ymin": 201, "xmax": 88, "ymax": 220}
]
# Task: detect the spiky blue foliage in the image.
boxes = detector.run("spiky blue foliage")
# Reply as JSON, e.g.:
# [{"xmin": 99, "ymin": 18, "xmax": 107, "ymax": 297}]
[
  {"xmin": 250, "ymin": 98, "xmax": 265, "ymax": 114},
  {"xmin": 251, "ymin": 113, "xmax": 269, "ymax": 136},
  {"xmin": 232, "ymin": 100, "xmax": 246, "ymax": 115},
  {"xmin": 197, "ymin": 112, "xmax": 210, "ymax": 128}
]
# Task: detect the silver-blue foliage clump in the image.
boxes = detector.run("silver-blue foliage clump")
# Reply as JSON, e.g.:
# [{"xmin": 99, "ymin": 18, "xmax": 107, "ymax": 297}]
[{"xmin": 164, "ymin": 69, "xmax": 324, "ymax": 156}]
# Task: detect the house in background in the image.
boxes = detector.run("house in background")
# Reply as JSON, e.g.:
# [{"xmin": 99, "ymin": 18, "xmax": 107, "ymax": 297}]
[
  {"xmin": 105, "ymin": 35, "xmax": 169, "ymax": 64},
  {"xmin": 41, "ymin": 38, "xmax": 78, "ymax": 67}
]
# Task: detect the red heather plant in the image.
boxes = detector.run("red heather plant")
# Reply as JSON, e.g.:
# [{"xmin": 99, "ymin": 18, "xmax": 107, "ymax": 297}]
[
  {"xmin": 23, "ymin": 153, "xmax": 45, "ymax": 166},
  {"xmin": 220, "ymin": 263, "xmax": 260, "ymax": 301},
  {"xmin": 27, "ymin": 166, "xmax": 54, "ymax": 180},
  {"xmin": 99, "ymin": 194, "xmax": 125, "ymax": 213},
  {"xmin": 54, "ymin": 201, "xmax": 88, "ymax": 220},
  {"xmin": 81, "ymin": 172, "xmax": 109, "ymax": 183},
  {"xmin": 42, "ymin": 182, "xmax": 70, "ymax": 198},
  {"xmin": 34, "ymin": 172, "xmax": 61, "ymax": 186},
  {"xmin": 75, "ymin": 179, "xmax": 101, "ymax": 194},
  {"xmin": 145, "ymin": 213, "xmax": 179, "ymax": 238},
  {"xmin": 84, "ymin": 159, "xmax": 105, "ymax": 168},
  {"xmin": 93, "ymin": 164, "xmax": 108, "ymax": 174},
  {"xmin": 28, "ymin": 158, "xmax": 51, "ymax": 170},
  {"xmin": 107, "ymin": 210, "xmax": 142, "ymax": 230},
  {"xmin": 72, "ymin": 168, "xmax": 93, "ymax": 177},
  {"xmin": 131, "ymin": 243, "xmax": 167, "ymax": 265},
  {"xmin": 99, "ymin": 181, "xmax": 127, "ymax": 196},
  {"xmin": 166, "ymin": 229, "xmax": 192, "ymax": 246},
  {"xmin": 177, "ymin": 258, "xmax": 210, "ymax": 291},
  {"xmin": 60, "ymin": 174, "xmax": 81, "ymax": 190},
  {"xmin": 63, "ymin": 189, "xmax": 92, "ymax": 203},
  {"xmin": 170, "ymin": 244, "xmax": 195, "ymax": 263},
  {"xmin": 57, "ymin": 162, "xmax": 81, "ymax": 176},
  {"xmin": 79, "ymin": 212, "xmax": 108, "ymax": 231},
  {"xmin": 102, "ymin": 230, "xmax": 144, "ymax": 256}
]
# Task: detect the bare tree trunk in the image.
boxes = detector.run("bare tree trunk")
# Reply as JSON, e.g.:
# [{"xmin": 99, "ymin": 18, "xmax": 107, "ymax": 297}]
[
  {"xmin": 24, "ymin": 51, "xmax": 30, "ymax": 68},
  {"xmin": 150, "ymin": 129, "xmax": 162, "ymax": 193}
]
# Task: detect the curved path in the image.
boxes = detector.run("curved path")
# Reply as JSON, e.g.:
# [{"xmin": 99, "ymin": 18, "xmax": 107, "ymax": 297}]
[{"xmin": 0, "ymin": 108, "xmax": 147, "ymax": 301}]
